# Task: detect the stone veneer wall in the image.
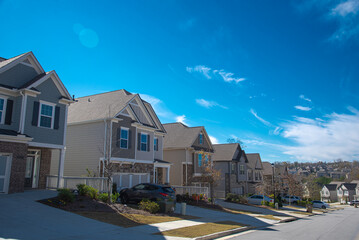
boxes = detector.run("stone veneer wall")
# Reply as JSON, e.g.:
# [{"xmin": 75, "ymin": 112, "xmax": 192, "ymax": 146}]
[
  {"xmin": 0, "ymin": 141, "xmax": 28, "ymax": 193},
  {"xmin": 111, "ymin": 163, "xmax": 154, "ymax": 182}
]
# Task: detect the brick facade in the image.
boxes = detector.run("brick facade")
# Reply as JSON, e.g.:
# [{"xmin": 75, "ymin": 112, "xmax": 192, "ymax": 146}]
[
  {"xmin": 0, "ymin": 141, "xmax": 28, "ymax": 193},
  {"xmin": 37, "ymin": 148, "xmax": 52, "ymax": 189}
]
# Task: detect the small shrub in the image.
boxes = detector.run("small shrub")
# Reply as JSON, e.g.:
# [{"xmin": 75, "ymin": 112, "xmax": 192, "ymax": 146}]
[
  {"xmin": 112, "ymin": 192, "xmax": 120, "ymax": 203},
  {"xmin": 269, "ymin": 202, "xmax": 275, "ymax": 208},
  {"xmin": 112, "ymin": 183, "xmax": 118, "ymax": 194},
  {"xmin": 98, "ymin": 193, "xmax": 109, "ymax": 203},
  {"xmin": 208, "ymin": 197, "xmax": 212, "ymax": 203},
  {"xmin": 77, "ymin": 184, "xmax": 88, "ymax": 196},
  {"xmin": 86, "ymin": 186, "xmax": 99, "ymax": 199},
  {"xmin": 176, "ymin": 194, "xmax": 183, "ymax": 203},
  {"xmin": 57, "ymin": 188, "xmax": 75, "ymax": 203},
  {"xmin": 139, "ymin": 199, "xmax": 160, "ymax": 214}
]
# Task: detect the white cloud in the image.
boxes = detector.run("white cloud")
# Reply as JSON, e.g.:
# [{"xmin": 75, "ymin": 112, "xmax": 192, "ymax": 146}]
[
  {"xmin": 332, "ymin": 0, "xmax": 359, "ymax": 17},
  {"xmin": 294, "ymin": 105, "xmax": 312, "ymax": 111},
  {"xmin": 297, "ymin": 0, "xmax": 359, "ymax": 42},
  {"xmin": 209, "ymin": 135, "xmax": 219, "ymax": 144},
  {"xmin": 186, "ymin": 65, "xmax": 212, "ymax": 79},
  {"xmin": 186, "ymin": 65, "xmax": 245, "ymax": 84},
  {"xmin": 281, "ymin": 107, "xmax": 359, "ymax": 161},
  {"xmin": 299, "ymin": 94, "xmax": 312, "ymax": 102},
  {"xmin": 250, "ymin": 109, "xmax": 272, "ymax": 127},
  {"xmin": 195, "ymin": 99, "xmax": 228, "ymax": 109},
  {"xmin": 176, "ymin": 115, "xmax": 188, "ymax": 125}
]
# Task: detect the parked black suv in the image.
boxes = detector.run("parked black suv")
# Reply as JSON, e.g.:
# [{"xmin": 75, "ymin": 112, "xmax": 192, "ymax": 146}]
[{"xmin": 119, "ymin": 183, "xmax": 176, "ymax": 204}]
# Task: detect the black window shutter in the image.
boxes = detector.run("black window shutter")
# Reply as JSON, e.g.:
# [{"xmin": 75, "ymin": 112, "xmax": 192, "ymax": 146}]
[
  {"xmin": 32, "ymin": 101, "xmax": 40, "ymax": 126},
  {"xmin": 116, "ymin": 128, "xmax": 121, "ymax": 147},
  {"xmin": 128, "ymin": 129, "xmax": 131, "ymax": 148},
  {"xmin": 147, "ymin": 135, "xmax": 151, "ymax": 151},
  {"xmin": 137, "ymin": 133, "xmax": 141, "ymax": 150},
  {"xmin": 54, "ymin": 106, "xmax": 60, "ymax": 129},
  {"xmin": 5, "ymin": 99, "xmax": 13, "ymax": 125}
]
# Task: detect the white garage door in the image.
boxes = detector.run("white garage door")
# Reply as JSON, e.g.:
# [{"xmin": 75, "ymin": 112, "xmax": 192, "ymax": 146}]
[
  {"xmin": 113, "ymin": 173, "xmax": 150, "ymax": 190},
  {"xmin": 0, "ymin": 154, "xmax": 12, "ymax": 194}
]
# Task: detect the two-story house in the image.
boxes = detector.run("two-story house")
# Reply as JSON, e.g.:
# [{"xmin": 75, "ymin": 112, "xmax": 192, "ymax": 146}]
[
  {"xmin": 163, "ymin": 123, "xmax": 214, "ymax": 187},
  {"xmin": 212, "ymin": 143, "xmax": 248, "ymax": 198},
  {"xmin": 337, "ymin": 183, "xmax": 357, "ymax": 203},
  {"xmin": 63, "ymin": 90, "xmax": 169, "ymax": 189},
  {"xmin": 0, "ymin": 52, "xmax": 73, "ymax": 194},
  {"xmin": 321, "ymin": 184, "xmax": 340, "ymax": 202},
  {"xmin": 245, "ymin": 153, "xmax": 263, "ymax": 194}
]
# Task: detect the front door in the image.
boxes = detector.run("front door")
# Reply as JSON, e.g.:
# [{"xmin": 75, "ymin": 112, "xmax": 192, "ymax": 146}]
[
  {"xmin": 0, "ymin": 154, "xmax": 12, "ymax": 194},
  {"xmin": 24, "ymin": 156, "xmax": 35, "ymax": 188}
]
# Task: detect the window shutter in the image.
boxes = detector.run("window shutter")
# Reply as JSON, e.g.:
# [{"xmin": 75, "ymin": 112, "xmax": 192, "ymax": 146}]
[
  {"xmin": 137, "ymin": 133, "xmax": 141, "ymax": 150},
  {"xmin": 147, "ymin": 135, "xmax": 151, "ymax": 152},
  {"xmin": 54, "ymin": 106, "xmax": 60, "ymax": 129},
  {"xmin": 128, "ymin": 129, "xmax": 131, "ymax": 148},
  {"xmin": 32, "ymin": 101, "xmax": 40, "ymax": 126},
  {"xmin": 116, "ymin": 128, "xmax": 121, "ymax": 147},
  {"xmin": 5, "ymin": 99, "xmax": 13, "ymax": 125}
]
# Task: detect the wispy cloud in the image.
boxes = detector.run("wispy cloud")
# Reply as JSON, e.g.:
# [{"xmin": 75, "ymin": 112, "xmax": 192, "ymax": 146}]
[
  {"xmin": 195, "ymin": 99, "xmax": 228, "ymax": 109},
  {"xmin": 250, "ymin": 109, "xmax": 272, "ymax": 127},
  {"xmin": 299, "ymin": 94, "xmax": 312, "ymax": 102},
  {"xmin": 295, "ymin": 105, "xmax": 312, "ymax": 111},
  {"xmin": 280, "ymin": 107, "xmax": 359, "ymax": 161},
  {"xmin": 176, "ymin": 115, "xmax": 188, "ymax": 125},
  {"xmin": 186, "ymin": 65, "xmax": 246, "ymax": 84},
  {"xmin": 209, "ymin": 135, "xmax": 219, "ymax": 144},
  {"xmin": 296, "ymin": 0, "xmax": 359, "ymax": 42}
]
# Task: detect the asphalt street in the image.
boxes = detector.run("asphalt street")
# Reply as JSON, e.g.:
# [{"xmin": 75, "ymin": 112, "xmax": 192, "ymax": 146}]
[{"xmin": 223, "ymin": 207, "xmax": 359, "ymax": 240}]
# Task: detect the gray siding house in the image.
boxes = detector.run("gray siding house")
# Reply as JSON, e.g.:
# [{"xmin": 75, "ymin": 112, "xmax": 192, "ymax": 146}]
[
  {"xmin": 163, "ymin": 123, "xmax": 214, "ymax": 187},
  {"xmin": 0, "ymin": 52, "xmax": 73, "ymax": 194},
  {"xmin": 212, "ymin": 143, "xmax": 248, "ymax": 198},
  {"xmin": 246, "ymin": 153, "xmax": 264, "ymax": 194},
  {"xmin": 64, "ymin": 90, "xmax": 169, "ymax": 189}
]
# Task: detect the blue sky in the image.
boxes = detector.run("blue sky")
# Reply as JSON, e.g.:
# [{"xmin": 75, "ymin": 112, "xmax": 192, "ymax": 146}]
[{"xmin": 1, "ymin": 0, "xmax": 359, "ymax": 162}]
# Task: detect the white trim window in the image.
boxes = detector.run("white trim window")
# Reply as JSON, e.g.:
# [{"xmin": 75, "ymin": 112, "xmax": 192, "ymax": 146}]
[
  {"xmin": 38, "ymin": 101, "xmax": 55, "ymax": 128},
  {"xmin": 239, "ymin": 165, "xmax": 245, "ymax": 175},
  {"xmin": 0, "ymin": 97, "xmax": 6, "ymax": 124},
  {"xmin": 120, "ymin": 128, "xmax": 129, "ymax": 149},
  {"xmin": 140, "ymin": 133, "xmax": 148, "ymax": 151},
  {"xmin": 154, "ymin": 137, "xmax": 158, "ymax": 151}
]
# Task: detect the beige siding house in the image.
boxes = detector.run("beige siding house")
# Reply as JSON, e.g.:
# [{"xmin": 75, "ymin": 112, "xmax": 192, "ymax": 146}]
[
  {"xmin": 163, "ymin": 123, "xmax": 214, "ymax": 187},
  {"xmin": 63, "ymin": 89, "xmax": 170, "ymax": 189},
  {"xmin": 212, "ymin": 143, "xmax": 249, "ymax": 198}
]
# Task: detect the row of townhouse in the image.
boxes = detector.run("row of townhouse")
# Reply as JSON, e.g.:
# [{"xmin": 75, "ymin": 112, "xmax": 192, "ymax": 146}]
[
  {"xmin": 321, "ymin": 181, "xmax": 359, "ymax": 203},
  {"xmin": 0, "ymin": 52, "xmax": 264, "ymax": 197}
]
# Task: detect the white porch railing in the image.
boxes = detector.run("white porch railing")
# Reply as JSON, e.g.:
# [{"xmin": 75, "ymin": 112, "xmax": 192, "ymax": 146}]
[
  {"xmin": 46, "ymin": 175, "xmax": 109, "ymax": 193},
  {"xmin": 172, "ymin": 185, "xmax": 209, "ymax": 197}
]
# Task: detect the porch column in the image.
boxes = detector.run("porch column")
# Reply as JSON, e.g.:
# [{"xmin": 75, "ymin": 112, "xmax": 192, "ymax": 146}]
[
  {"xmin": 153, "ymin": 165, "xmax": 156, "ymax": 184},
  {"xmin": 57, "ymin": 148, "xmax": 66, "ymax": 188},
  {"xmin": 166, "ymin": 166, "xmax": 170, "ymax": 184}
]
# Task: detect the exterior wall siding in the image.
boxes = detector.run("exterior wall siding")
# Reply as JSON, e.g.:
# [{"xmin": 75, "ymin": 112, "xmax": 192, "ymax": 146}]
[
  {"xmin": 111, "ymin": 117, "xmax": 136, "ymax": 159},
  {"xmin": 0, "ymin": 95, "xmax": 22, "ymax": 132},
  {"xmin": 136, "ymin": 129, "xmax": 154, "ymax": 161},
  {"xmin": 64, "ymin": 122, "xmax": 105, "ymax": 176},
  {"xmin": 112, "ymin": 163, "xmax": 154, "ymax": 183},
  {"xmin": 154, "ymin": 135, "xmax": 163, "ymax": 160},
  {"xmin": 163, "ymin": 149, "xmax": 185, "ymax": 185},
  {"xmin": 24, "ymin": 79, "xmax": 66, "ymax": 146},
  {"xmin": 0, "ymin": 63, "xmax": 38, "ymax": 88}
]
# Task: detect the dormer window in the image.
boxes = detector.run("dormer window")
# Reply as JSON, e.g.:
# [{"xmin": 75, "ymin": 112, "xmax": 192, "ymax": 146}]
[
  {"xmin": 199, "ymin": 133, "xmax": 203, "ymax": 144},
  {"xmin": 39, "ymin": 102, "xmax": 55, "ymax": 128}
]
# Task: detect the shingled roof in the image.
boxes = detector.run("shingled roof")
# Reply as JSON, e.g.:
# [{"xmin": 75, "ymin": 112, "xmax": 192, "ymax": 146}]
[
  {"xmin": 163, "ymin": 122, "xmax": 212, "ymax": 150},
  {"xmin": 246, "ymin": 153, "xmax": 263, "ymax": 170},
  {"xmin": 212, "ymin": 143, "xmax": 240, "ymax": 161},
  {"xmin": 262, "ymin": 162, "xmax": 273, "ymax": 176}
]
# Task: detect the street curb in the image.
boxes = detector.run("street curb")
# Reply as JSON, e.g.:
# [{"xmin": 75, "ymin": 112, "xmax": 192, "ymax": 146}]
[
  {"xmin": 278, "ymin": 217, "xmax": 299, "ymax": 223},
  {"xmin": 194, "ymin": 226, "xmax": 255, "ymax": 240}
]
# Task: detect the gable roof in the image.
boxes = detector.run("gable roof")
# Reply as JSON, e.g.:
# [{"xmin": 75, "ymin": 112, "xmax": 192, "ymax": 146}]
[
  {"xmin": 246, "ymin": 153, "xmax": 263, "ymax": 170},
  {"xmin": 262, "ymin": 162, "xmax": 273, "ymax": 176},
  {"xmin": 163, "ymin": 122, "xmax": 212, "ymax": 150},
  {"xmin": 68, "ymin": 89, "xmax": 165, "ymax": 132},
  {"xmin": 324, "ymin": 184, "xmax": 338, "ymax": 191},
  {"xmin": 0, "ymin": 51, "xmax": 44, "ymax": 74},
  {"xmin": 339, "ymin": 183, "xmax": 357, "ymax": 191},
  {"xmin": 212, "ymin": 143, "xmax": 240, "ymax": 161}
]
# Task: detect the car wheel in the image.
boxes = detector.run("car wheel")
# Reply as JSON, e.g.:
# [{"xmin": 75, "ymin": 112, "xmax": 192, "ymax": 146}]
[
  {"xmin": 321, "ymin": 205, "xmax": 326, "ymax": 209},
  {"xmin": 121, "ymin": 194, "xmax": 129, "ymax": 204}
]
